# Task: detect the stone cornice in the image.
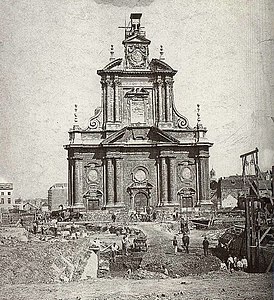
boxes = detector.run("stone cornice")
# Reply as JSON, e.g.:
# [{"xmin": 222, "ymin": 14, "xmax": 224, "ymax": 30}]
[{"xmin": 97, "ymin": 69, "xmax": 177, "ymax": 76}]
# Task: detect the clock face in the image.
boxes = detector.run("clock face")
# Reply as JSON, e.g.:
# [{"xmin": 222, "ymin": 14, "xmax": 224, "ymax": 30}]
[
  {"xmin": 132, "ymin": 50, "xmax": 143, "ymax": 63},
  {"xmin": 128, "ymin": 49, "xmax": 145, "ymax": 67}
]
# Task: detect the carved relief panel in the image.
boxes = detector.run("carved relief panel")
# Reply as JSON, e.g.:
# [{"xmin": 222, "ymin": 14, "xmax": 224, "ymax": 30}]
[{"xmin": 126, "ymin": 44, "xmax": 148, "ymax": 69}]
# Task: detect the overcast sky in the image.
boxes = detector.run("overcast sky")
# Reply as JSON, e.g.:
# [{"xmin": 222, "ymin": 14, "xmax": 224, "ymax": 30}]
[{"xmin": 0, "ymin": 0, "xmax": 273, "ymax": 199}]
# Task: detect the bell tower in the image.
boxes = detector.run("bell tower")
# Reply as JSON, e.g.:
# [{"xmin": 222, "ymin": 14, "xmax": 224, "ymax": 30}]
[{"xmin": 123, "ymin": 13, "xmax": 151, "ymax": 69}]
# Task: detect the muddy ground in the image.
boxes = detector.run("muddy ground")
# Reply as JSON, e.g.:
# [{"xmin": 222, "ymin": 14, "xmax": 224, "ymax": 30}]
[
  {"xmin": 0, "ymin": 271, "xmax": 271, "ymax": 300},
  {"xmin": 0, "ymin": 222, "xmax": 272, "ymax": 299}
]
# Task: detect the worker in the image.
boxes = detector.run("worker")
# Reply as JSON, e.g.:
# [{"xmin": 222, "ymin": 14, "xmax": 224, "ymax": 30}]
[
  {"xmin": 237, "ymin": 258, "xmax": 243, "ymax": 271},
  {"xmin": 122, "ymin": 236, "xmax": 129, "ymax": 255},
  {"xmin": 70, "ymin": 222, "xmax": 76, "ymax": 239},
  {"xmin": 202, "ymin": 236, "xmax": 209, "ymax": 256},
  {"xmin": 180, "ymin": 218, "xmax": 185, "ymax": 233},
  {"xmin": 52, "ymin": 219, "xmax": 58, "ymax": 237},
  {"xmin": 172, "ymin": 235, "xmax": 178, "ymax": 254},
  {"xmin": 111, "ymin": 213, "xmax": 116, "ymax": 222},
  {"xmin": 33, "ymin": 220, "xmax": 38, "ymax": 234},
  {"xmin": 241, "ymin": 256, "xmax": 248, "ymax": 271},
  {"xmin": 111, "ymin": 242, "xmax": 119, "ymax": 262},
  {"xmin": 227, "ymin": 254, "xmax": 234, "ymax": 272},
  {"xmin": 233, "ymin": 256, "xmax": 238, "ymax": 269},
  {"xmin": 182, "ymin": 233, "xmax": 190, "ymax": 253},
  {"xmin": 41, "ymin": 224, "xmax": 44, "ymax": 235},
  {"xmin": 220, "ymin": 261, "xmax": 228, "ymax": 271}
]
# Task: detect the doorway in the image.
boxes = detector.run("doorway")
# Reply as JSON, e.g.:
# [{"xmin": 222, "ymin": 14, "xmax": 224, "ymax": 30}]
[{"xmin": 134, "ymin": 192, "xmax": 148, "ymax": 209}]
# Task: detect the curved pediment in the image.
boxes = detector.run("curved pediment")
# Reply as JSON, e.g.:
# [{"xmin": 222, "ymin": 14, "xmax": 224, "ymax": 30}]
[
  {"xmin": 101, "ymin": 58, "xmax": 123, "ymax": 71},
  {"xmin": 150, "ymin": 59, "xmax": 177, "ymax": 74}
]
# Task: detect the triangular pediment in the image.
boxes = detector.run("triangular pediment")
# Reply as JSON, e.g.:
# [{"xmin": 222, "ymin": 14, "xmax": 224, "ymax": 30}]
[
  {"xmin": 101, "ymin": 126, "xmax": 179, "ymax": 145},
  {"xmin": 123, "ymin": 34, "xmax": 151, "ymax": 44},
  {"xmin": 150, "ymin": 59, "xmax": 177, "ymax": 74}
]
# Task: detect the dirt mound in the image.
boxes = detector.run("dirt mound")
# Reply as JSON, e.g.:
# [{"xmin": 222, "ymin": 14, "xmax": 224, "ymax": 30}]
[
  {"xmin": 141, "ymin": 250, "xmax": 220, "ymax": 277},
  {"xmin": 0, "ymin": 238, "xmax": 89, "ymax": 284}
]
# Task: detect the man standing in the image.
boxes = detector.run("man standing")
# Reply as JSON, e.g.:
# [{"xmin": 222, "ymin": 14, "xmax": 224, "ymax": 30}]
[
  {"xmin": 111, "ymin": 213, "xmax": 116, "ymax": 222},
  {"xmin": 182, "ymin": 233, "xmax": 190, "ymax": 253},
  {"xmin": 203, "ymin": 236, "xmax": 209, "ymax": 256},
  {"xmin": 172, "ymin": 235, "xmax": 178, "ymax": 254},
  {"xmin": 111, "ymin": 242, "xmax": 119, "ymax": 262},
  {"xmin": 241, "ymin": 256, "xmax": 248, "ymax": 271}
]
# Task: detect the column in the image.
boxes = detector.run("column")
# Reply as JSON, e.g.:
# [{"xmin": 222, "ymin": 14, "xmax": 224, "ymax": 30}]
[
  {"xmin": 169, "ymin": 157, "xmax": 178, "ymax": 204},
  {"xmin": 160, "ymin": 157, "xmax": 168, "ymax": 205},
  {"xmin": 74, "ymin": 157, "xmax": 84, "ymax": 207},
  {"xmin": 195, "ymin": 156, "xmax": 200, "ymax": 206},
  {"xmin": 67, "ymin": 158, "xmax": 73, "ymax": 207},
  {"xmin": 198, "ymin": 152, "xmax": 210, "ymax": 205},
  {"xmin": 106, "ymin": 157, "xmax": 114, "ymax": 206},
  {"xmin": 115, "ymin": 157, "xmax": 124, "ymax": 205}
]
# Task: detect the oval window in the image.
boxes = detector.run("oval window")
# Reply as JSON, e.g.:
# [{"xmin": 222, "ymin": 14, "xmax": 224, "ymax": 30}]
[{"xmin": 134, "ymin": 169, "xmax": 147, "ymax": 182}]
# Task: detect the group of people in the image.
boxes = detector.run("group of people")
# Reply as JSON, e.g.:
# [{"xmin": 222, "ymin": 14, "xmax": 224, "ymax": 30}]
[
  {"xmin": 129, "ymin": 207, "xmax": 157, "ymax": 222},
  {"xmin": 172, "ymin": 235, "xmax": 210, "ymax": 256},
  {"xmin": 223, "ymin": 254, "xmax": 248, "ymax": 272}
]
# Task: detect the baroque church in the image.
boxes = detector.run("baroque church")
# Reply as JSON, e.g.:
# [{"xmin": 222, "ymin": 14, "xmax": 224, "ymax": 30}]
[{"xmin": 64, "ymin": 13, "xmax": 213, "ymax": 211}]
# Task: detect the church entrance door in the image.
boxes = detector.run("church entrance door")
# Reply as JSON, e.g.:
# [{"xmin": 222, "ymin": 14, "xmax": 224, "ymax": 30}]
[{"xmin": 134, "ymin": 192, "xmax": 148, "ymax": 210}]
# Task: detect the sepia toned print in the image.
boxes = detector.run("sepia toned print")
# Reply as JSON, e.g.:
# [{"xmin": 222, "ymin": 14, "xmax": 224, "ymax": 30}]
[{"xmin": 0, "ymin": 1, "xmax": 273, "ymax": 299}]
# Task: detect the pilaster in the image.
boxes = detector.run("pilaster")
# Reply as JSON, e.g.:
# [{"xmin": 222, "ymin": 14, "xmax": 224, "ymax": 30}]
[
  {"xmin": 160, "ymin": 156, "xmax": 168, "ymax": 205},
  {"xmin": 106, "ymin": 157, "xmax": 115, "ymax": 206},
  {"xmin": 114, "ymin": 77, "xmax": 121, "ymax": 122},
  {"xmin": 106, "ymin": 76, "xmax": 113, "ymax": 123},
  {"xmin": 115, "ymin": 157, "xmax": 124, "ymax": 206},
  {"xmin": 74, "ymin": 157, "xmax": 84, "ymax": 208},
  {"xmin": 157, "ymin": 77, "xmax": 164, "ymax": 123},
  {"xmin": 169, "ymin": 156, "xmax": 179, "ymax": 205}
]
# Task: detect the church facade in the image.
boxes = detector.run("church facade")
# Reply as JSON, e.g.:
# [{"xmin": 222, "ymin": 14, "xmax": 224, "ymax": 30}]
[{"xmin": 64, "ymin": 13, "xmax": 213, "ymax": 211}]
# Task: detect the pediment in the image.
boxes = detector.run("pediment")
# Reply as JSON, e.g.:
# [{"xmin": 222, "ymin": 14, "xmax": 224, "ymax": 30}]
[
  {"xmin": 101, "ymin": 126, "xmax": 179, "ymax": 145},
  {"xmin": 150, "ymin": 59, "xmax": 177, "ymax": 74},
  {"xmin": 123, "ymin": 34, "xmax": 151, "ymax": 44},
  {"xmin": 101, "ymin": 58, "xmax": 123, "ymax": 71}
]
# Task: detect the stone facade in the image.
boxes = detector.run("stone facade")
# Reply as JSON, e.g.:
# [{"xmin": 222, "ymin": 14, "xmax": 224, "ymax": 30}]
[{"xmin": 64, "ymin": 13, "xmax": 213, "ymax": 211}]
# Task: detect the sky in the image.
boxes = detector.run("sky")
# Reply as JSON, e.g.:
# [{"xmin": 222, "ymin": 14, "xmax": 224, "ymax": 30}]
[{"xmin": 0, "ymin": 0, "xmax": 273, "ymax": 199}]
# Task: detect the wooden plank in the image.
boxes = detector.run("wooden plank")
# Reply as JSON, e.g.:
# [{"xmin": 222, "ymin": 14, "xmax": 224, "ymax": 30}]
[
  {"xmin": 259, "ymin": 227, "xmax": 271, "ymax": 244},
  {"xmin": 266, "ymin": 254, "xmax": 274, "ymax": 272}
]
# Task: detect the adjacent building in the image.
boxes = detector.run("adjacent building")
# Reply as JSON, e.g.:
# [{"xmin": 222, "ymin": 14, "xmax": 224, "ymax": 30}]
[
  {"xmin": 48, "ymin": 183, "xmax": 68, "ymax": 210},
  {"xmin": 0, "ymin": 183, "xmax": 14, "ymax": 211},
  {"xmin": 64, "ymin": 13, "xmax": 213, "ymax": 211}
]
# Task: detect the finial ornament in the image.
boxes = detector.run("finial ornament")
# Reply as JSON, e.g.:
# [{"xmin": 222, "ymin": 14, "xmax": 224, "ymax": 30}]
[
  {"xmin": 197, "ymin": 104, "xmax": 201, "ymax": 125},
  {"xmin": 74, "ymin": 104, "xmax": 78, "ymax": 123},
  {"xmin": 110, "ymin": 45, "xmax": 115, "ymax": 61},
  {"xmin": 159, "ymin": 45, "xmax": 165, "ymax": 60}
]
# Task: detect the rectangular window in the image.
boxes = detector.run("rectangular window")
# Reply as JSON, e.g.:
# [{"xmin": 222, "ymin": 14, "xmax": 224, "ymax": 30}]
[
  {"xmin": 1, "ymin": 192, "xmax": 4, "ymax": 195},
  {"xmin": 7, "ymin": 198, "xmax": 11, "ymax": 204},
  {"xmin": 8, "ymin": 192, "xmax": 11, "ymax": 195},
  {"xmin": 0, "ymin": 198, "xmax": 4, "ymax": 204}
]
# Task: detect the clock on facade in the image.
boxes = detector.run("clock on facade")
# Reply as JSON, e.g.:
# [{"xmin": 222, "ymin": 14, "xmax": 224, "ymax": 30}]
[{"xmin": 128, "ymin": 49, "xmax": 145, "ymax": 67}]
